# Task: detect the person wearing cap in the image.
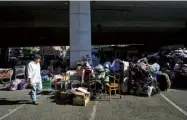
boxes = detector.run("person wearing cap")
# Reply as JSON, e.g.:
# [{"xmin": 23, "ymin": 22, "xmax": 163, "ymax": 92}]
[{"xmin": 27, "ymin": 54, "xmax": 42, "ymax": 105}]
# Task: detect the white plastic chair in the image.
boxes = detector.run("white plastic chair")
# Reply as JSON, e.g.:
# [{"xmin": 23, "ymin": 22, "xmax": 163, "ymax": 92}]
[{"xmin": 14, "ymin": 65, "xmax": 26, "ymax": 79}]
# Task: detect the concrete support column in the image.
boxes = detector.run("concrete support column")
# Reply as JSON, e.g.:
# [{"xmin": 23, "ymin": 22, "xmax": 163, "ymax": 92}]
[{"xmin": 69, "ymin": 1, "xmax": 92, "ymax": 68}]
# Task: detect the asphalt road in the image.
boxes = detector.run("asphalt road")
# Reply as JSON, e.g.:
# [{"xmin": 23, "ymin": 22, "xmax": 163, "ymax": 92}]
[{"xmin": 0, "ymin": 85, "xmax": 187, "ymax": 120}]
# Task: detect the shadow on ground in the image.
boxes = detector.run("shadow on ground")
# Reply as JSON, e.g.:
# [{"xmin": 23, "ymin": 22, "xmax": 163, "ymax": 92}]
[
  {"xmin": 170, "ymin": 87, "xmax": 187, "ymax": 91},
  {"xmin": 50, "ymin": 95, "xmax": 73, "ymax": 105},
  {"xmin": 40, "ymin": 91, "xmax": 53, "ymax": 95},
  {"xmin": 49, "ymin": 93, "xmax": 123, "ymax": 105},
  {"xmin": 0, "ymin": 99, "xmax": 31, "ymax": 105},
  {"xmin": 0, "ymin": 87, "xmax": 9, "ymax": 91}
]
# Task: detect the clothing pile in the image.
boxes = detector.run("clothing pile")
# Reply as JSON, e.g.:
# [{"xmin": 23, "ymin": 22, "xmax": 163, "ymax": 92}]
[
  {"xmin": 173, "ymin": 64, "xmax": 187, "ymax": 88},
  {"xmin": 128, "ymin": 63, "xmax": 160, "ymax": 97},
  {"xmin": 94, "ymin": 64, "xmax": 105, "ymax": 78},
  {"xmin": 168, "ymin": 49, "xmax": 187, "ymax": 60},
  {"xmin": 158, "ymin": 49, "xmax": 187, "ymax": 88}
]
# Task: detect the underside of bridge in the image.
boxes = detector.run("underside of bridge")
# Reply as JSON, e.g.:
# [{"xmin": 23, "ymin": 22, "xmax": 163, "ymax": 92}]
[
  {"xmin": 0, "ymin": 1, "xmax": 187, "ymax": 47},
  {"xmin": 1, "ymin": 27, "xmax": 186, "ymax": 47}
]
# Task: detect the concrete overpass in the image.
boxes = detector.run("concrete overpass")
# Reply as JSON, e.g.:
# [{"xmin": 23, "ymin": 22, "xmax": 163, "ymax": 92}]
[
  {"xmin": 0, "ymin": 1, "xmax": 187, "ymax": 46},
  {"xmin": 1, "ymin": 1, "xmax": 187, "ymax": 67}
]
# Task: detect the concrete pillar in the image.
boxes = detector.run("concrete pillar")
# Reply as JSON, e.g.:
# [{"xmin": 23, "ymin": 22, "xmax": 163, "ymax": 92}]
[{"xmin": 69, "ymin": 1, "xmax": 92, "ymax": 68}]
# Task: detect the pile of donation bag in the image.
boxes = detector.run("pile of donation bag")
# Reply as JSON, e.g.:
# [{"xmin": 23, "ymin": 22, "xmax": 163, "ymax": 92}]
[{"xmin": 9, "ymin": 79, "xmax": 27, "ymax": 91}]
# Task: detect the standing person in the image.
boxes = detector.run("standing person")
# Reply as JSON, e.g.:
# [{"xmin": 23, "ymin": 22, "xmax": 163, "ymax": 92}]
[{"xmin": 27, "ymin": 54, "xmax": 42, "ymax": 105}]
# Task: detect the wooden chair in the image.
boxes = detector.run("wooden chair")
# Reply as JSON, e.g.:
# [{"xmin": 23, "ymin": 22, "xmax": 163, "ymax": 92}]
[
  {"xmin": 105, "ymin": 73, "xmax": 121, "ymax": 101},
  {"xmin": 87, "ymin": 72, "xmax": 106, "ymax": 100}
]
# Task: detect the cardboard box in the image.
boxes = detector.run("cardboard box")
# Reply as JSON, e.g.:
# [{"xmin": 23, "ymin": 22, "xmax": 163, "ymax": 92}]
[
  {"xmin": 60, "ymin": 92, "xmax": 73, "ymax": 104},
  {"xmin": 73, "ymin": 91, "xmax": 90, "ymax": 106},
  {"xmin": 76, "ymin": 87, "xmax": 90, "ymax": 94}
]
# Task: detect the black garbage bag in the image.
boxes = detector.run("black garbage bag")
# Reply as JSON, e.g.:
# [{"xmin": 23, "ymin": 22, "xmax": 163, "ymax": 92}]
[
  {"xmin": 172, "ymin": 63, "xmax": 187, "ymax": 88},
  {"xmin": 174, "ymin": 71, "xmax": 187, "ymax": 88}
]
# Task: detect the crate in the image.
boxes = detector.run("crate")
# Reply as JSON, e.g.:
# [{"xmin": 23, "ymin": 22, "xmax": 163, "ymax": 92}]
[
  {"xmin": 42, "ymin": 78, "xmax": 52, "ymax": 88},
  {"xmin": 42, "ymin": 77, "xmax": 52, "ymax": 83},
  {"xmin": 42, "ymin": 82, "xmax": 51, "ymax": 86},
  {"xmin": 43, "ymin": 85, "xmax": 52, "ymax": 89}
]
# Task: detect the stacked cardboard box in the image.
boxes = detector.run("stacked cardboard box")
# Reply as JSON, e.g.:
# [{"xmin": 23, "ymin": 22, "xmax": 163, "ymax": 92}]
[{"xmin": 71, "ymin": 87, "xmax": 90, "ymax": 106}]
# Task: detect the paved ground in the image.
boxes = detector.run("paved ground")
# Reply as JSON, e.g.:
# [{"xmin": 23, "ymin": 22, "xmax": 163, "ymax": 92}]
[{"xmin": 0, "ymin": 85, "xmax": 187, "ymax": 120}]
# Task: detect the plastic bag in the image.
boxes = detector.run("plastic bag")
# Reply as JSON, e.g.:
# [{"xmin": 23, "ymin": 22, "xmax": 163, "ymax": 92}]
[
  {"xmin": 95, "ymin": 64, "xmax": 104, "ymax": 72},
  {"xmin": 121, "ymin": 77, "xmax": 128, "ymax": 93},
  {"xmin": 111, "ymin": 59, "xmax": 120, "ymax": 72},
  {"xmin": 147, "ymin": 86, "xmax": 154, "ymax": 97},
  {"xmin": 123, "ymin": 61, "xmax": 129, "ymax": 71},
  {"xmin": 18, "ymin": 83, "xmax": 25, "ymax": 90},
  {"xmin": 104, "ymin": 61, "xmax": 111, "ymax": 69},
  {"xmin": 9, "ymin": 80, "xmax": 18, "ymax": 91},
  {"xmin": 96, "ymin": 71, "xmax": 105, "ymax": 79},
  {"xmin": 150, "ymin": 63, "xmax": 160, "ymax": 73},
  {"xmin": 39, "ymin": 80, "xmax": 43, "ymax": 90}
]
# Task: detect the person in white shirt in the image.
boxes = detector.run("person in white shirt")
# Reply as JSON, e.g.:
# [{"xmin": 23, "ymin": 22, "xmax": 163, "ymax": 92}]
[{"xmin": 27, "ymin": 54, "xmax": 42, "ymax": 105}]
